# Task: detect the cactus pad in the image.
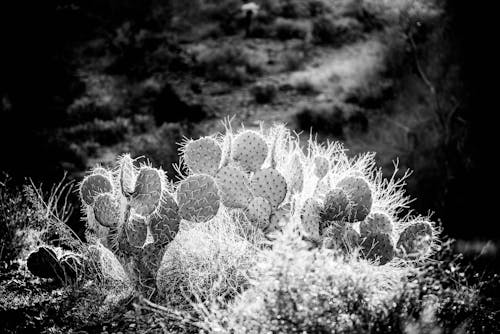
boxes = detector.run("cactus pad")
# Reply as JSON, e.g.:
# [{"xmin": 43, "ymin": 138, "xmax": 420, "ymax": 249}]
[
  {"xmin": 231, "ymin": 130, "xmax": 268, "ymax": 172},
  {"xmin": 177, "ymin": 174, "xmax": 221, "ymax": 223},
  {"xmin": 300, "ymin": 198, "xmax": 322, "ymax": 240},
  {"xmin": 287, "ymin": 153, "xmax": 304, "ymax": 194},
  {"xmin": 219, "ymin": 132, "xmax": 232, "ymax": 168},
  {"xmin": 216, "ymin": 165, "xmax": 254, "ymax": 208},
  {"xmin": 321, "ymin": 188, "xmax": 350, "ymax": 223},
  {"xmin": 246, "ymin": 196, "xmax": 272, "ymax": 229},
  {"xmin": 119, "ymin": 154, "xmax": 137, "ymax": 196},
  {"xmin": 80, "ymin": 173, "xmax": 113, "ymax": 206},
  {"xmin": 140, "ymin": 243, "xmax": 165, "ymax": 276},
  {"xmin": 313, "ymin": 156, "xmax": 330, "ymax": 179},
  {"xmin": 125, "ymin": 213, "xmax": 148, "ymax": 248},
  {"xmin": 250, "ymin": 168, "xmax": 287, "ymax": 209},
  {"xmin": 27, "ymin": 246, "xmax": 62, "ymax": 280},
  {"xmin": 130, "ymin": 167, "xmax": 162, "ymax": 216},
  {"xmin": 397, "ymin": 221, "xmax": 434, "ymax": 258},
  {"xmin": 93, "ymin": 193, "xmax": 121, "ymax": 228},
  {"xmin": 336, "ymin": 176, "xmax": 372, "ymax": 222},
  {"xmin": 361, "ymin": 232, "xmax": 395, "ymax": 265},
  {"xmin": 360, "ymin": 211, "xmax": 393, "ymax": 237},
  {"xmin": 149, "ymin": 193, "xmax": 180, "ymax": 246},
  {"xmin": 322, "ymin": 222, "xmax": 359, "ymax": 252},
  {"xmin": 183, "ymin": 137, "xmax": 222, "ymax": 176}
]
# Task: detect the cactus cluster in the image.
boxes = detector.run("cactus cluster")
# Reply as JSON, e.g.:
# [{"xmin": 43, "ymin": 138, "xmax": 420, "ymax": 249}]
[
  {"xmin": 180, "ymin": 129, "xmax": 289, "ymax": 233},
  {"xmin": 27, "ymin": 123, "xmax": 440, "ymax": 288},
  {"xmin": 297, "ymin": 153, "xmax": 438, "ymax": 265},
  {"xmin": 77, "ymin": 156, "xmax": 181, "ymax": 288}
]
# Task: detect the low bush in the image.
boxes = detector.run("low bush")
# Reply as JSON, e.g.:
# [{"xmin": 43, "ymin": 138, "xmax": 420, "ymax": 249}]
[
  {"xmin": 0, "ymin": 178, "xmax": 38, "ymax": 265},
  {"xmin": 200, "ymin": 234, "xmax": 499, "ymax": 333},
  {"xmin": 251, "ymin": 83, "xmax": 278, "ymax": 104},
  {"xmin": 282, "ymin": 50, "xmax": 306, "ymax": 71},
  {"xmin": 201, "ymin": 233, "xmax": 409, "ymax": 333},
  {"xmin": 196, "ymin": 45, "xmax": 266, "ymax": 85},
  {"xmin": 312, "ymin": 15, "xmax": 363, "ymax": 46},
  {"xmin": 273, "ymin": 18, "xmax": 309, "ymax": 40},
  {"xmin": 294, "ymin": 102, "xmax": 369, "ymax": 137}
]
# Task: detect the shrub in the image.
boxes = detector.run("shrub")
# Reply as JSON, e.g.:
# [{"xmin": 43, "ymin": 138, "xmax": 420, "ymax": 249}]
[
  {"xmin": 0, "ymin": 178, "xmax": 38, "ymax": 265},
  {"xmin": 251, "ymin": 83, "xmax": 278, "ymax": 104},
  {"xmin": 273, "ymin": 18, "xmax": 309, "ymax": 40},
  {"xmin": 292, "ymin": 77, "xmax": 320, "ymax": 94},
  {"xmin": 64, "ymin": 118, "xmax": 131, "ymax": 146},
  {"xmin": 312, "ymin": 15, "xmax": 363, "ymax": 46},
  {"xmin": 200, "ymin": 232, "xmax": 409, "ymax": 333},
  {"xmin": 197, "ymin": 45, "xmax": 266, "ymax": 84},
  {"xmin": 200, "ymin": 234, "xmax": 498, "ymax": 333},
  {"xmin": 282, "ymin": 50, "xmax": 306, "ymax": 71},
  {"xmin": 294, "ymin": 102, "xmax": 369, "ymax": 138}
]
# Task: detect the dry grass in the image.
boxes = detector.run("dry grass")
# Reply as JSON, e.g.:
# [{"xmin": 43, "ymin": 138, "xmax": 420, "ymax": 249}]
[{"xmin": 156, "ymin": 210, "xmax": 263, "ymax": 310}]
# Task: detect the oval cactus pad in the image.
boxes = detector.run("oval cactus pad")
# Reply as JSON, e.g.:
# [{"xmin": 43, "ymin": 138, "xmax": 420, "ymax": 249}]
[
  {"xmin": 216, "ymin": 165, "xmax": 254, "ymax": 208},
  {"xmin": 231, "ymin": 130, "xmax": 268, "ymax": 172},
  {"xmin": 250, "ymin": 168, "xmax": 287, "ymax": 209},
  {"xmin": 93, "ymin": 193, "xmax": 121, "ymax": 228},
  {"xmin": 182, "ymin": 137, "xmax": 222, "ymax": 176},
  {"xmin": 336, "ymin": 176, "xmax": 373, "ymax": 222},
  {"xmin": 125, "ymin": 213, "xmax": 148, "ymax": 248},
  {"xmin": 80, "ymin": 173, "xmax": 113, "ymax": 206},
  {"xmin": 149, "ymin": 193, "xmax": 180, "ymax": 246},
  {"xmin": 176, "ymin": 174, "xmax": 221, "ymax": 223},
  {"xmin": 131, "ymin": 167, "xmax": 162, "ymax": 216}
]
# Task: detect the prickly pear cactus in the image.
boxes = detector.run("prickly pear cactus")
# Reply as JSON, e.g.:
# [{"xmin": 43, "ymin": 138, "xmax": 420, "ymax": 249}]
[
  {"xmin": 322, "ymin": 222, "xmax": 359, "ymax": 253},
  {"xmin": 360, "ymin": 211, "xmax": 393, "ymax": 237},
  {"xmin": 336, "ymin": 176, "xmax": 372, "ymax": 222},
  {"xmin": 287, "ymin": 153, "xmax": 304, "ymax": 194},
  {"xmin": 250, "ymin": 168, "xmax": 287, "ymax": 209},
  {"xmin": 125, "ymin": 212, "xmax": 148, "ymax": 248},
  {"xmin": 219, "ymin": 131, "xmax": 232, "ymax": 168},
  {"xmin": 182, "ymin": 137, "xmax": 222, "ymax": 176},
  {"xmin": 149, "ymin": 193, "xmax": 180, "ymax": 246},
  {"xmin": 231, "ymin": 130, "xmax": 268, "ymax": 172},
  {"xmin": 119, "ymin": 154, "xmax": 137, "ymax": 197},
  {"xmin": 216, "ymin": 165, "xmax": 254, "ymax": 208},
  {"xmin": 93, "ymin": 193, "xmax": 121, "ymax": 228},
  {"xmin": 68, "ymin": 121, "xmax": 442, "ymax": 293},
  {"xmin": 361, "ymin": 232, "xmax": 395, "ymax": 265},
  {"xmin": 176, "ymin": 174, "xmax": 221, "ymax": 223},
  {"xmin": 397, "ymin": 221, "xmax": 434, "ymax": 259},
  {"xmin": 313, "ymin": 155, "xmax": 329, "ymax": 179},
  {"xmin": 321, "ymin": 188, "xmax": 350, "ymax": 222},
  {"xmin": 80, "ymin": 173, "xmax": 114, "ymax": 206},
  {"xmin": 140, "ymin": 243, "xmax": 166, "ymax": 277},
  {"xmin": 130, "ymin": 166, "xmax": 163, "ymax": 216},
  {"xmin": 300, "ymin": 198, "xmax": 322, "ymax": 241},
  {"xmin": 246, "ymin": 197, "xmax": 272, "ymax": 228},
  {"xmin": 27, "ymin": 246, "xmax": 62, "ymax": 279}
]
